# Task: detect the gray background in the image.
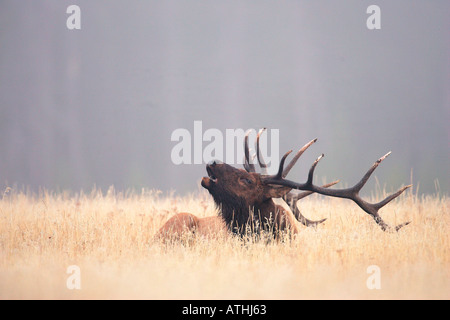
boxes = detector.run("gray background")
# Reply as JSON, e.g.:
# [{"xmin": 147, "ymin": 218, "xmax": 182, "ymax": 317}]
[{"xmin": 1, "ymin": 0, "xmax": 448, "ymax": 196}]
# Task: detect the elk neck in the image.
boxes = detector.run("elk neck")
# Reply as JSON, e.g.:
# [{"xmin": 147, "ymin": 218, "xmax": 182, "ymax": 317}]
[{"xmin": 216, "ymin": 196, "xmax": 280, "ymax": 235}]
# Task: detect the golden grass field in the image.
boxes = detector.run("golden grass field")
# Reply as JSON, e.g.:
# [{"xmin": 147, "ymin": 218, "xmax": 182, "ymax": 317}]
[{"xmin": 0, "ymin": 186, "xmax": 448, "ymax": 300}]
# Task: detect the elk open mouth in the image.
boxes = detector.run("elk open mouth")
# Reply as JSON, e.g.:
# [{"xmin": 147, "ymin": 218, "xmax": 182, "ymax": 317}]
[
  {"xmin": 206, "ymin": 165, "xmax": 218, "ymax": 183},
  {"xmin": 201, "ymin": 165, "xmax": 217, "ymax": 189}
]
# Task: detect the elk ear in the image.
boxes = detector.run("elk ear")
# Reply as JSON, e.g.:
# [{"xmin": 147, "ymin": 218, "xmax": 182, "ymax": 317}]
[{"xmin": 263, "ymin": 185, "xmax": 292, "ymax": 199}]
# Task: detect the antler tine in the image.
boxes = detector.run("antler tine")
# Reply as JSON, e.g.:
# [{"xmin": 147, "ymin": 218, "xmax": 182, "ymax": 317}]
[
  {"xmin": 285, "ymin": 194, "xmax": 327, "ymax": 227},
  {"xmin": 264, "ymin": 150, "xmax": 412, "ymax": 232},
  {"xmin": 374, "ymin": 184, "xmax": 412, "ymax": 210},
  {"xmin": 307, "ymin": 154, "xmax": 324, "ymax": 186},
  {"xmin": 282, "ymin": 138, "xmax": 317, "ymax": 178},
  {"xmin": 244, "ymin": 129, "xmax": 256, "ymax": 173},
  {"xmin": 243, "ymin": 154, "xmax": 257, "ymax": 172},
  {"xmin": 275, "ymin": 150, "xmax": 293, "ymax": 179},
  {"xmin": 283, "ymin": 180, "xmax": 340, "ymax": 227},
  {"xmin": 394, "ymin": 221, "xmax": 411, "ymax": 232},
  {"xmin": 352, "ymin": 151, "xmax": 391, "ymax": 193},
  {"xmin": 256, "ymin": 128, "xmax": 269, "ymax": 174}
]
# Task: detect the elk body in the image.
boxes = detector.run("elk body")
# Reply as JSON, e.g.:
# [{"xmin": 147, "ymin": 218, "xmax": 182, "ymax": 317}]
[{"xmin": 156, "ymin": 129, "xmax": 411, "ymax": 240}]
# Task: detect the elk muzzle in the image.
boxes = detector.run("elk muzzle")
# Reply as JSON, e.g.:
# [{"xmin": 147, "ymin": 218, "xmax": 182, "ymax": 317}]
[{"xmin": 201, "ymin": 160, "xmax": 222, "ymax": 190}]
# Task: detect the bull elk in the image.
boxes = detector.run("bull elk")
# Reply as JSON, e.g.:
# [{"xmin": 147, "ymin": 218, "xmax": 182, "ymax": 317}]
[{"xmin": 156, "ymin": 129, "xmax": 411, "ymax": 240}]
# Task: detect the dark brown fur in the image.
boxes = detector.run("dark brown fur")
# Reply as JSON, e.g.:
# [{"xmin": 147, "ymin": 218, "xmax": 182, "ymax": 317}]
[{"xmin": 201, "ymin": 161, "xmax": 296, "ymax": 237}]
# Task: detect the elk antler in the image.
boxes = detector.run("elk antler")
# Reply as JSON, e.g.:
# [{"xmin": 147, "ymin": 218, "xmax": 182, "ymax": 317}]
[
  {"xmin": 284, "ymin": 180, "xmax": 339, "ymax": 227},
  {"xmin": 244, "ymin": 129, "xmax": 257, "ymax": 173},
  {"xmin": 245, "ymin": 129, "xmax": 317, "ymax": 176},
  {"xmin": 244, "ymin": 129, "xmax": 337, "ymax": 227},
  {"xmin": 262, "ymin": 148, "xmax": 412, "ymax": 232}
]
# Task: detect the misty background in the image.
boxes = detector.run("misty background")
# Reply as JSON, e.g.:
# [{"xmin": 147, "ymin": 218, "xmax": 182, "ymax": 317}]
[{"xmin": 0, "ymin": 1, "xmax": 448, "ymax": 196}]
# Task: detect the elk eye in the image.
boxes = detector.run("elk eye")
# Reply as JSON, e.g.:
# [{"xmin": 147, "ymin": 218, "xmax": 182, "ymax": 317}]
[{"xmin": 241, "ymin": 178, "xmax": 253, "ymax": 185}]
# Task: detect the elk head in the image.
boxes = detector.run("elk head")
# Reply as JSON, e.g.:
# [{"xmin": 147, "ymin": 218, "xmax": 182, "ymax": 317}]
[{"xmin": 201, "ymin": 160, "xmax": 291, "ymax": 235}]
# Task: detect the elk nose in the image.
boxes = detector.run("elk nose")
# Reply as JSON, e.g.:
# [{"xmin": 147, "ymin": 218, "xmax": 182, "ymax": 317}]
[{"xmin": 208, "ymin": 160, "xmax": 222, "ymax": 167}]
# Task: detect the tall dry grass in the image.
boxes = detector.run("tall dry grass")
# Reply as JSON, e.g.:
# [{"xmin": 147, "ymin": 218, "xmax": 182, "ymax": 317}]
[{"xmin": 0, "ymin": 186, "xmax": 448, "ymax": 299}]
